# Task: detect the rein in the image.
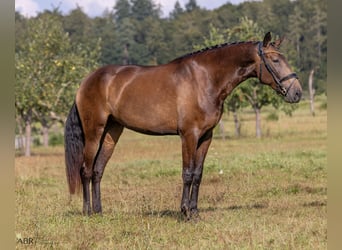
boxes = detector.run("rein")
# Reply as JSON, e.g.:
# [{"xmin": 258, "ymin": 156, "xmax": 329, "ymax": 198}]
[{"xmin": 258, "ymin": 42, "xmax": 298, "ymax": 96}]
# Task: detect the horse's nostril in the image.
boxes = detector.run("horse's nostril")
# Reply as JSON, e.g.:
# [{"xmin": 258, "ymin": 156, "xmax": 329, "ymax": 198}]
[{"xmin": 295, "ymin": 90, "xmax": 302, "ymax": 102}]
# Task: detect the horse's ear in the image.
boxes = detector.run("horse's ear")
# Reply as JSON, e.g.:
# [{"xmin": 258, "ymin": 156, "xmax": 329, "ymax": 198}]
[
  {"xmin": 263, "ymin": 32, "xmax": 272, "ymax": 47},
  {"xmin": 274, "ymin": 36, "xmax": 285, "ymax": 49}
]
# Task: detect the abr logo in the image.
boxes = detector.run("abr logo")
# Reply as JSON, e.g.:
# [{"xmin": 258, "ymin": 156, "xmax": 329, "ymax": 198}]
[{"xmin": 17, "ymin": 237, "xmax": 34, "ymax": 245}]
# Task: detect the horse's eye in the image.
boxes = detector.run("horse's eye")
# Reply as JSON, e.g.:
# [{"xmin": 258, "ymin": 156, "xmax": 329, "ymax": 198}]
[{"xmin": 272, "ymin": 59, "xmax": 280, "ymax": 63}]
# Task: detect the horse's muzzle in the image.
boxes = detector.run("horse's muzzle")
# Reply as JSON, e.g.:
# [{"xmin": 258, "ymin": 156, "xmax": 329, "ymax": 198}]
[{"xmin": 283, "ymin": 79, "xmax": 302, "ymax": 103}]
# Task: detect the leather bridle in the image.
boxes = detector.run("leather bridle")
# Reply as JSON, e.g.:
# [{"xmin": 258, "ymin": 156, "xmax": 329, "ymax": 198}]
[{"xmin": 258, "ymin": 42, "xmax": 298, "ymax": 97}]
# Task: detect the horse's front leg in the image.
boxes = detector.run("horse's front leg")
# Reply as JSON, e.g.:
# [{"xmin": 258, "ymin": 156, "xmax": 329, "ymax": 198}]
[
  {"xmin": 181, "ymin": 168, "xmax": 193, "ymax": 220},
  {"xmin": 189, "ymin": 130, "xmax": 213, "ymax": 218},
  {"xmin": 180, "ymin": 133, "xmax": 198, "ymax": 220}
]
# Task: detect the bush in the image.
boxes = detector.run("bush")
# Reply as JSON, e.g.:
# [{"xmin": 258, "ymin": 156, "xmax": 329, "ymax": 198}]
[
  {"xmin": 319, "ymin": 99, "xmax": 327, "ymax": 110},
  {"xmin": 266, "ymin": 112, "xmax": 279, "ymax": 121},
  {"xmin": 33, "ymin": 137, "xmax": 42, "ymax": 147},
  {"xmin": 49, "ymin": 133, "xmax": 64, "ymax": 146}
]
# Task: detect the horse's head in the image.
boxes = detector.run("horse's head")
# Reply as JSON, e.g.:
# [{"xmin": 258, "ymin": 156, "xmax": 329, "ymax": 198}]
[{"xmin": 257, "ymin": 32, "xmax": 302, "ymax": 103}]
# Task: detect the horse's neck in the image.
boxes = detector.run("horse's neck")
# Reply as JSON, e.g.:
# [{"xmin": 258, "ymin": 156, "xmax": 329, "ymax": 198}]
[{"xmin": 195, "ymin": 42, "xmax": 258, "ymax": 102}]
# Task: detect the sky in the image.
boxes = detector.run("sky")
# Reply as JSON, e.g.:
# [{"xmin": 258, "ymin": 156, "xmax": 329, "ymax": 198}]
[{"xmin": 15, "ymin": 0, "xmax": 249, "ymax": 18}]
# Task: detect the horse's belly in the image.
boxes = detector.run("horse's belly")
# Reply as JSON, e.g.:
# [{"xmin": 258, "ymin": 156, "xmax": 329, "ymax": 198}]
[
  {"xmin": 113, "ymin": 101, "xmax": 178, "ymax": 135},
  {"xmin": 116, "ymin": 113, "xmax": 178, "ymax": 135}
]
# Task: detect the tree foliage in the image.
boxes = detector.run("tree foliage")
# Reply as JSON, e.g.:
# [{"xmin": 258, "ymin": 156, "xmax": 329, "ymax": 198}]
[{"xmin": 15, "ymin": 12, "xmax": 100, "ymax": 154}]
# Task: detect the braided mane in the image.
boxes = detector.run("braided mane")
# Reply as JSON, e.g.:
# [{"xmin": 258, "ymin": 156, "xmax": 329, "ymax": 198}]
[{"xmin": 172, "ymin": 41, "xmax": 258, "ymax": 62}]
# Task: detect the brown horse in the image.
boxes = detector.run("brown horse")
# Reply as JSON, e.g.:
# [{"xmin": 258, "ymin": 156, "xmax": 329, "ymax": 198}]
[{"xmin": 65, "ymin": 32, "xmax": 302, "ymax": 220}]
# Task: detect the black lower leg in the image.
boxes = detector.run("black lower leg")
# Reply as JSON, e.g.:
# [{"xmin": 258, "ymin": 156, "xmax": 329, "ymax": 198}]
[
  {"xmin": 181, "ymin": 184, "xmax": 191, "ymax": 217},
  {"xmin": 189, "ymin": 187, "xmax": 200, "ymax": 218},
  {"xmin": 92, "ymin": 172, "xmax": 102, "ymax": 214},
  {"xmin": 81, "ymin": 176, "xmax": 91, "ymax": 215},
  {"xmin": 181, "ymin": 169, "xmax": 193, "ymax": 220}
]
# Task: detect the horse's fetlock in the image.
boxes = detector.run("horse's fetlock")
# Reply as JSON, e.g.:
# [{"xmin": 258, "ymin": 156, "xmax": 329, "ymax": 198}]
[{"xmin": 92, "ymin": 170, "xmax": 103, "ymax": 181}]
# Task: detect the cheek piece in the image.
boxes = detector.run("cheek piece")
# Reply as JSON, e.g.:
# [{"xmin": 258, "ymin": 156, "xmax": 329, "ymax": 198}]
[{"xmin": 258, "ymin": 42, "xmax": 299, "ymax": 96}]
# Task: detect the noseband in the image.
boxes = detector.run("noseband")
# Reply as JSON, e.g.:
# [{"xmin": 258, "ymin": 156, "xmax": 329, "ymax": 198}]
[{"xmin": 258, "ymin": 42, "xmax": 298, "ymax": 96}]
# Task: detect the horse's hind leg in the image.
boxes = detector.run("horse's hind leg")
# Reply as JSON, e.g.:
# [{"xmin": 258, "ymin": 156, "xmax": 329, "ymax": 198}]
[
  {"xmin": 81, "ymin": 124, "xmax": 105, "ymax": 215},
  {"xmin": 78, "ymin": 107, "xmax": 109, "ymax": 215},
  {"xmin": 92, "ymin": 121, "xmax": 124, "ymax": 214}
]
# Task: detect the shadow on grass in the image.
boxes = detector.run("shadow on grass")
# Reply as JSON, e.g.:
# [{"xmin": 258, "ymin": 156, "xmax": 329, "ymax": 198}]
[
  {"xmin": 63, "ymin": 199, "xmax": 326, "ymax": 222},
  {"xmin": 143, "ymin": 201, "xmax": 269, "ymax": 222},
  {"xmin": 63, "ymin": 209, "xmax": 84, "ymax": 217},
  {"xmin": 226, "ymin": 201, "xmax": 269, "ymax": 210},
  {"xmin": 303, "ymin": 200, "xmax": 326, "ymax": 207},
  {"xmin": 144, "ymin": 210, "xmax": 185, "ymax": 222}
]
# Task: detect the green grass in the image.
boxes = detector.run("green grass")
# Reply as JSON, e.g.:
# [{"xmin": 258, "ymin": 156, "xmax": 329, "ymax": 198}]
[{"xmin": 15, "ymin": 99, "xmax": 326, "ymax": 249}]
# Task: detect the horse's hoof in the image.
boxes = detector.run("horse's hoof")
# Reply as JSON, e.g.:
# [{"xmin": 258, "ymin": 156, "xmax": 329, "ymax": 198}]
[
  {"xmin": 181, "ymin": 206, "xmax": 191, "ymax": 221},
  {"xmin": 83, "ymin": 210, "xmax": 91, "ymax": 216},
  {"xmin": 83, "ymin": 205, "xmax": 92, "ymax": 216}
]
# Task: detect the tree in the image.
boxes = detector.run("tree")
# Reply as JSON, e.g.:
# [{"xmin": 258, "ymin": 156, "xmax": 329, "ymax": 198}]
[
  {"xmin": 167, "ymin": 7, "xmax": 213, "ymax": 61},
  {"xmin": 308, "ymin": 69, "xmax": 315, "ymax": 116},
  {"xmin": 111, "ymin": 0, "xmax": 165, "ymax": 65},
  {"xmin": 185, "ymin": 0, "xmax": 200, "ymax": 12},
  {"xmin": 287, "ymin": 3, "xmax": 305, "ymax": 65},
  {"xmin": 170, "ymin": 1, "xmax": 184, "ymax": 19},
  {"xmin": 143, "ymin": 16, "xmax": 168, "ymax": 65},
  {"xmin": 130, "ymin": 0, "xmax": 163, "ymax": 64},
  {"xmin": 15, "ymin": 13, "xmax": 100, "ymax": 155},
  {"xmin": 63, "ymin": 6, "xmax": 92, "ymax": 45},
  {"xmin": 131, "ymin": 0, "xmax": 160, "ymax": 21},
  {"xmin": 258, "ymin": 0, "xmax": 293, "ymax": 35},
  {"xmin": 113, "ymin": 0, "xmax": 131, "ymax": 22},
  {"xmin": 288, "ymin": 0, "xmax": 327, "ymax": 94},
  {"xmin": 112, "ymin": 17, "xmax": 136, "ymax": 64},
  {"xmin": 90, "ymin": 12, "xmax": 117, "ymax": 65}
]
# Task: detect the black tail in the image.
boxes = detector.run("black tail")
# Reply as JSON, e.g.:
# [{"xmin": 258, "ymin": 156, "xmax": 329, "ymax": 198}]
[{"xmin": 64, "ymin": 102, "xmax": 84, "ymax": 194}]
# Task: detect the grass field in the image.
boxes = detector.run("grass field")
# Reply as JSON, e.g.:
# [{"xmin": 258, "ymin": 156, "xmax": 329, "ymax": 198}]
[{"xmin": 15, "ymin": 98, "xmax": 327, "ymax": 249}]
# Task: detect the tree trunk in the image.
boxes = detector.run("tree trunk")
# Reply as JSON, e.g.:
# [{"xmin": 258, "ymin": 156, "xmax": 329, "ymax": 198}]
[
  {"xmin": 218, "ymin": 119, "xmax": 225, "ymax": 140},
  {"xmin": 233, "ymin": 110, "xmax": 240, "ymax": 137},
  {"xmin": 24, "ymin": 113, "xmax": 32, "ymax": 157},
  {"xmin": 123, "ymin": 43, "xmax": 130, "ymax": 65},
  {"xmin": 15, "ymin": 116, "xmax": 25, "ymax": 152},
  {"xmin": 255, "ymin": 107, "xmax": 262, "ymax": 139},
  {"xmin": 42, "ymin": 125, "xmax": 49, "ymax": 147},
  {"xmin": 308, "ymin": 69, "xmax": 315, "ymax": 116}
]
